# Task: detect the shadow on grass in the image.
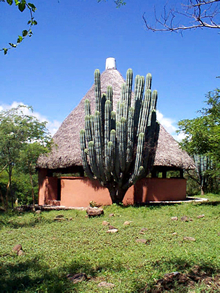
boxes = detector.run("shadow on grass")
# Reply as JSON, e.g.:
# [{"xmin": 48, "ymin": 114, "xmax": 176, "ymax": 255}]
[
  {"xmin": 0, "ymin": 257, "xmax": 125, "ymax": 293},
  {"xmin": 141, "ymin": 257, "xmax": 220, "ymax": 293}
]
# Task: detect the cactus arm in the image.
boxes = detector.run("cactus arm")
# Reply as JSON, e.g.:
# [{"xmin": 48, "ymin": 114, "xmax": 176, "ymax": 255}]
[
  {"xmin": 106, "ymin": 86, "xmax": 113, "ymax": 112},
  {"xmin": 85, "ymin": 115, "xmax": 92, "ymax": 144},
  {"xmin": 148, "ymin": 90, "xmax": 158, "ymax": 126},
  {"xmin": 126, "ymin": 107, "xmax": 134, "ymax": 166},
  {"xmin": 133, "ymin": 75, "xmax": 145, "ymax": 132},
  {"xmin": 104, "ymin": 100, "xmax": 111, "ymax": 172},
  {"xmin": 94, "ymin": 111, "xmax": 105, "ymax": 183},
  {"xmin": 94, "ymin": 69, "xmax": 101, "ymax": 112},
  {"xmin": 119, "ymin": 117, "xmax": 127, "ymax": 172},
  {"xmin": 133, "ymin": 132, "xmax": 145, "ymax": 177},
  {"xmin": 88, "ymin": 141, "xmax": 100, "ymax": 179},
  {"xmin": 138, "ymin": 89, "xmax": 152, "ymax": 135},
  {"xmin": 110, "ymin": 129, "xmax": 116, "ymax": 173},
  {"xmin": 146, "ymin": 73, "xmax": 152, "ymax": 90},
  {"xmin": 90, "ymin": 115, "xmax": 95, "ymax": 142},
  {"xmin": 111, "ymin": 111, "xmax": 116, "ymax": 131},
  {"xmin": 79, "ymin": 130, "xmax": 94, "ymax": 179}
]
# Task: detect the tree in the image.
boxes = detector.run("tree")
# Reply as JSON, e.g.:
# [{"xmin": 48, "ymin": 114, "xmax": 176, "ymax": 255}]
[
  {"xmin": 0, "ymin": 0, "xmax": 37, "ymax": 55},
  {"xmin": 97, "ymin": 0, "xmax": 126, "ymax": 8},
  {"xmin": 80, "ymin": 69, "xmax": 159, "ymax": 204},
  {"xmin": 177, "ymin": 89, "xmax": 220, "ymax": 193},
  {"xmin": 143, "ymin": 0, "xmax": 220, "ymax": 33},
  {"xmin": 0, "ymin": 105, "xmax": 51, "ymax": 208}
]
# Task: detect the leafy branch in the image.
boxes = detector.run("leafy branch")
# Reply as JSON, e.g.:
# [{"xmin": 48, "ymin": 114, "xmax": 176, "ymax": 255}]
[
  {"xmin": 0, "ymin": 0, "xmax": 37, "ymax": 55},
  {"xmin": 97, "ymin": 0, "xmax": 126, "ymax": 8}
]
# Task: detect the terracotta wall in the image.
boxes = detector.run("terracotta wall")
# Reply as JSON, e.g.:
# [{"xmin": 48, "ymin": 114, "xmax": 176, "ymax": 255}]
[
  {"xmin": 38, "ymin": 172, "xmax": 186, "ymax": 207},
  {"xmin": 39, "ymin": 170, "xmax": 186, "ymax": 207},
  {"xmin": 38, "ymin": 169, "xmax": 58, "ymax": 205}
]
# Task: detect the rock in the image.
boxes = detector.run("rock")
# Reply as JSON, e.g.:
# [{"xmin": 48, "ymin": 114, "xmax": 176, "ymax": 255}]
[
  {"xmin": 108, "ymin": 225, "xmax": 116, "ymax": 230},
  {"xmin": 12, "ymin": 244, "xmax": 22, "ymax": 253},
  {"xmin": 123, "ymin": 221, "xmax": 132, "ymax": 226},
  {"xmin": 106, "ymin": 229, "xmax": 118, "ymax": 233},
  {"xmin": 109, "ymin": 213, "xmax": 114, "ymax": 217},
  {"xmin": 171, "ymin": 216, "xmax": 178, "ymax": 221},
  {"xmin": 197, "ymin": 214, "xmax": 205, "ymax": 219},
  {"xmin": 181, "ymin": 216, "xmax": 189, "ymax": 222},
  {"xmin": 17, "ymin": 250, "xmax": 24, "ymax": 256},
  {"xmin": 86, "ymin": 207, "xmax": 104, "ymax": 217},
  {"xmin": 183, "ymin": 236, "xmax": 196, "ymax": 242},
  {"xmin": 102, "ymin": 221, "xmax": 110, "ymax": 226},
  {"xmin": 54, "ymin": 217, "xmax": 66, "ymax": 221},
  {"xmin": 98, "ymin": 282, "xmax": 115, "ymax": 288},
  {"xmin": 55, "ymin": 214, "xmax": 64, "ymax": 218},
  {"xmin": 136, "ymin": 239, "xmax": 147, "ymax": 244},
  {"xmin": 172, "ymin": 232, "xmax": 177, "ymax": 235},
  {"xmin": 69, "ymin": 217, "xmax": 73, "ymax": 221},
  {"xmin": 35, "ymin": 210, "xmax": 41, "ymax": 214},
  {"xmin": 67, "ymin": 273, "xmax": 87, "ymax": 283}
]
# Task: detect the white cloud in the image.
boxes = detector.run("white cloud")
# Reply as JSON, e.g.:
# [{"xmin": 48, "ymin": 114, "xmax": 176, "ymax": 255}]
[
  {"xmin": 0, "ymin": 102, "xmax": 185, "ymax": 141},
  {"xmin": 156, "ymin": 110, "xmax": 186, "ymax": 142},
  {"xmin": 0, "ymin": 101, "xmax": 61, "ymax": 136}
]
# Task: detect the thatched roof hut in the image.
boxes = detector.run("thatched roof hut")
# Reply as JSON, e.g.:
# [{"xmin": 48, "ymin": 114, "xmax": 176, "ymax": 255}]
[{"xmin": 37, "ymin": 59, "xmax": 195, "ymax": 172}]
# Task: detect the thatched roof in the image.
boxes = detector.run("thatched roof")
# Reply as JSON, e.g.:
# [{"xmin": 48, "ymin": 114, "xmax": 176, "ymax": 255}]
[{"xmin": 37, "ymin": 68, "xmax": 195, "ymax": 170}]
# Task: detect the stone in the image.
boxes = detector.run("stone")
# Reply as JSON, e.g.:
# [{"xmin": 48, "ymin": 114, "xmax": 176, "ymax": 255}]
[
  {"xmin": 67, "ymin": 273, "xmax": 87, "ymax": 284},
  {"xmin": 106, "ymin": 229, "xmax": 118, "ymax": 233},
  {"xmin": 54, "ymin": 217, "xmax": 66, "ymax": 221},
  {"xmin": 69, "ymin": 217, "xmax": 73, "ymax": 221},
  {"xmin": 108, "ymin": 225, "xmax": 116, "ymax": 230},
  {"xmin": 123, "ymin": 221, "xmax": 132, "ymax": 226},
  {"xmin": 172, "ymin": 232, "xmax": 178, "ymax": 236},
  {"xmin": 136, "ymin": 239, "xmax": 147, "ymax": 244},
  {"xmin": 12, "ymin": 244, "xmax": 22, "ymax": 253},
  {"xmin": 197, "ymin": 214, "xmax": 205, "ymax": 219},
  {"xmin": 171, "ymin": 216, "xmax": 178, "ymax": 221},
  {"xmin": 183, "ymin": 236, "xmax": 196, "ymax": 242},
  {"xmin": 98, "ymin": 282, "xmax": 115, "ymax": 288},
  {"xmin": 181, "ymin": 216, "xmax": 188, "ymax": 222},
  {"xmin": 109, "ymin": 213, "xmax": 114, "ymax": 217},
  {"xmin": 55, "ymin": 214, "xmax": 64, "ymax": 218},
  {"xmin": 86, "ymin": 207, "xmax": 104, "ymax": 217},
  {"xmin": 17, "ymin": 250, "xmax": 24, "ymax": 256},
  {"xmin": 102, "ymin": 221, "xmax": 110, "ymax": 226},
  {"xmin": 35, "ymin": 210, "xmax": 41, "ymax": 214}
]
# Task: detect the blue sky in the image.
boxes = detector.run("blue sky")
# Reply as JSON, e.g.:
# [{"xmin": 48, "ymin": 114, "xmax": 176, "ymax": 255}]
[{"xmin": 0, "ymin": 0, "xmax": 219, "ymax": 138}]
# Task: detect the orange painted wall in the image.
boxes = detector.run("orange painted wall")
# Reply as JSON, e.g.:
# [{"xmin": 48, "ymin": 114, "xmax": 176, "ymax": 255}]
[
  {"xmin": 59, "ymin": 177, "xmax": 186, "ymax": 206},
  {"xmin": 38, "ymin": 174, "xmax": 186, "ymax": 207}
]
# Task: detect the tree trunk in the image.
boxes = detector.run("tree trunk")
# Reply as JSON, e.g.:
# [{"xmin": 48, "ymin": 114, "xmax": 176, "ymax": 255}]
[
  {"xmin": 108, "ymin": 186, "xmax": 127, "ymax": 204},
  {"xmin": 9, "ymin": 165, "xmax": 13, "ymax": 209},
  {"xmin": 29, "ymin": 170, "xmax": 35, "ymax": 210}
]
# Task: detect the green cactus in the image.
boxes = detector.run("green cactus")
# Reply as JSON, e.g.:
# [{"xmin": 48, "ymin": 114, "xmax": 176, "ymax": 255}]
[{"xmin": 80, "ymin": 68, "xmax": 160, "ymax": 204}]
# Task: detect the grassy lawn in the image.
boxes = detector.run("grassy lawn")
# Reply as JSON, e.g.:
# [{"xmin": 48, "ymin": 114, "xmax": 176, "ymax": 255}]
[{"xmin": 0, "ymin": 194, "xmax": 220, "ymax": 293}]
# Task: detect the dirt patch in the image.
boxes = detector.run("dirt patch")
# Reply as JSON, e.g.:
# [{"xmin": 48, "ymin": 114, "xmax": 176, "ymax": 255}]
[{"xmin": 145, "ymin": 266, "xmax": 220, "ymax": 292}]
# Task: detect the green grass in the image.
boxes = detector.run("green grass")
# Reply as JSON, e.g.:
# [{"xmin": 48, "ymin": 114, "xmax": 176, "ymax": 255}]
[{"xmin": 0, "ymin": 193, "xmax": 220, "ymax": 292}]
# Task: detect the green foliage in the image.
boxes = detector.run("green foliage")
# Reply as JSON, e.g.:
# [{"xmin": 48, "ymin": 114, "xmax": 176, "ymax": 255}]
[
  {"xmin": 0, "ymin": 105, "xmax": 52, "ymax": 208},
  {"xmin": 97, "ymin": 0, "xmax": 126, "ymax": 8},
  {"xmin": 80, "ymin": 69, "xmax": 159, "ymax": 203},
  {"xmin": 1, "ymin": 0, "xmax": 37, "ymax": 54},
  {"xmin": 1, "ymin": 199, "xmax": 220, "ymax": 292},
  {"xmin": 178, "ymin": 89, "xmax": 220, "ymax": 194}
]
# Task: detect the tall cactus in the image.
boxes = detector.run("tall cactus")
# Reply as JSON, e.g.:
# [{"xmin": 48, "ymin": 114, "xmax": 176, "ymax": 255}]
[{"xmin": 80, "ymin": 68, "xmax": 160, "ymax": 204}]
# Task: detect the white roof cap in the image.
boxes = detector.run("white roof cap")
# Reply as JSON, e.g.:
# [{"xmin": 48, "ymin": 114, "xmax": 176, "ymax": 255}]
[{"xmin": 105, "ymin": 57, "xmax": 117, "ymax": 70}]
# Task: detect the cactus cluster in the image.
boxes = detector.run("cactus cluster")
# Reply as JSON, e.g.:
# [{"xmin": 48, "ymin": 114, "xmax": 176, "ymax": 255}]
[{"xmin": 80, "ymin": 68, "xmax": 160, "ymax": 203}]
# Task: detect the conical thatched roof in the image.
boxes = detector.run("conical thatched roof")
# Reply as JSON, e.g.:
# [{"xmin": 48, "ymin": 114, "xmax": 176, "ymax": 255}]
[{"xmin": 37, "ymin": 67, "xmax": 195, "ymax": 170}]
